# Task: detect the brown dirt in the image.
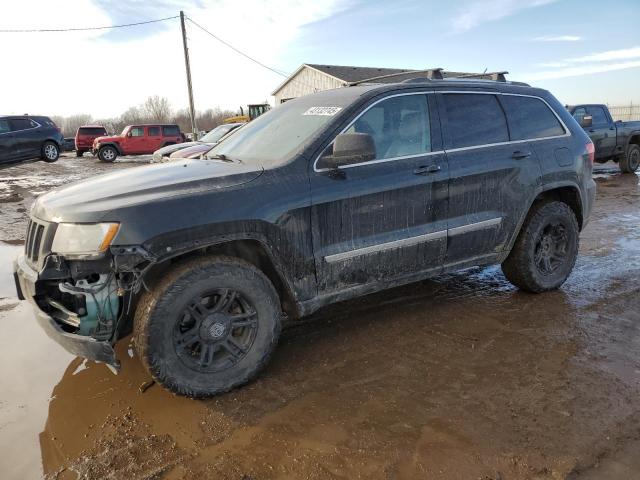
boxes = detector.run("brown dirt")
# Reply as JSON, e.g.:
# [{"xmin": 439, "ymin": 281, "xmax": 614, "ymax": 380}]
[{"xmin": 0, "ymin": 158, "xmax": 639, "ymax": 479}]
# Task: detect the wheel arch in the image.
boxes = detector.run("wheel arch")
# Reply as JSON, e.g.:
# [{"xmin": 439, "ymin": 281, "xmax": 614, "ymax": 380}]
[
  {"xmin": 99, "ymin": 142, "xmax": 123, "ymax": 155},
  {"xmin": 143, "ymin": 238, "xmax": 301, "ymax": 319},
  {"xmin": 504, "ymin": 183, "xmax": 584, "ymax": 257},
  {"xmin": 626, "ymin": 132, "xmax": 640, "ymax": 150}
]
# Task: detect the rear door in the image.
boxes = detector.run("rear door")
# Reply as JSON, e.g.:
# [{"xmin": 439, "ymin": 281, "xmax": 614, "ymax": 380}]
[
  {"xmin": 586, "ymin": 105, "xmax": 617, "ymax": 160},
  {"xmin": 0, "ymin": 118, "xmax": 16, "ymax": 162},
  {"xmin": 9, "ymin": 117, "xmax": 40, "ymax": 158},
  {"xmin": 147, "ymin": 126, "xmax": 163, "ymax": 151},
  {"xmin": 310, "ymin": 92, "xmax": 449, "ymax": 293},
  {"xmin": 437, "ymin": 91, "xmax": 541, "ymax": 265}
]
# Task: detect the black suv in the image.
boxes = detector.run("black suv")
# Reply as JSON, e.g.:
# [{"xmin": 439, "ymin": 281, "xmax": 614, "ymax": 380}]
[
  {"xmin": 14, "ymin": 77, "xmax": 596, "ymax": 397},
  {"xmin": 0, "ymin": 115, "xmax": 64, "ymax": 164}
]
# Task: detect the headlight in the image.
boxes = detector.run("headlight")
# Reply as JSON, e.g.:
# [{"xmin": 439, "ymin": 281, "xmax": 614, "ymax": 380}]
[{"xmin": 51, "ymin": 223, "xmax": 120, "ymax": 257}]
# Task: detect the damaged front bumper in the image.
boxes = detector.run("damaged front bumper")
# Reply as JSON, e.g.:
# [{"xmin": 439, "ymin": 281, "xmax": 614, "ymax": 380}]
[{"xmin": 13, "ymin": 254, "xmax": 119, "ymax": 369}]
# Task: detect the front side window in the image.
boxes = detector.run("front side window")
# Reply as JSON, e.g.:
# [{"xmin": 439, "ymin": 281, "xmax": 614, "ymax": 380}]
[
  {"xmin": 130, "ymin": 127, "xmax": 145, "ymax": 137},
  {"xmin": 344, "ymin": 94, "xmax": 431, "ymax": 160},
  {"xmin": 148, "ymin": 126, "xmax": 161, "ymax": 136},
  {"xmin": 443, "ymin": 93, "xmax": 509, "ymax": 149},
  {"xmin": 572, "ymin": 107, "xmax": 587, "ymax": 124},
  {"xmin": 502, "ymin": 95, "xmax": 565, "ymax": 140},
  {"xmin": 0, "ymin": 119, "xmax": 10, "ymax": 134},
  {"xmin": 588, "ymin": 106, "xmax": 609, "ymax": 126}
]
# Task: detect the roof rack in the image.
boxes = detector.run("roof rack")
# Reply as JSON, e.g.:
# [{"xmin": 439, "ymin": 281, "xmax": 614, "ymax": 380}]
[
  {"xmin": 346, "ymin": 68, "xmax": 444, "ymax": 86},
  {"xmin": 454, "ymin": 71, "xmax": 509, "ymax": 82}
]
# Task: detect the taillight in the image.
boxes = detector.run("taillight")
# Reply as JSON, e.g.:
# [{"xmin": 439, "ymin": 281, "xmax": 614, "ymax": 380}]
[{"xmin": 585, "ymin": 141, "xmax": 595, "ymax": 165}]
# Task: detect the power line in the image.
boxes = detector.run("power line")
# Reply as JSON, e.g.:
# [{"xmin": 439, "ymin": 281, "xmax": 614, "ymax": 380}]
[
  {"xmin": 186, "ymin": 17, "xmax": 289, "ymax": 78},
  {"xmin": 0, "ymin": 15, "xmax": 179, "ymax": 33}
]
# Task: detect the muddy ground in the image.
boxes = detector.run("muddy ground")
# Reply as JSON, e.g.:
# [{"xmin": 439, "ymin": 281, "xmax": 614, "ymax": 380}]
[{"xmin": 0, "ymin": 155, "xmax": 639, "ymax": 479}]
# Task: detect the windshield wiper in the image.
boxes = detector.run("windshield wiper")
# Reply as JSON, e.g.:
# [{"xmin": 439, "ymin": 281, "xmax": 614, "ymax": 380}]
[{"xmin": 206, "ymin": 153, "xmax": 242, "ymax": 163}]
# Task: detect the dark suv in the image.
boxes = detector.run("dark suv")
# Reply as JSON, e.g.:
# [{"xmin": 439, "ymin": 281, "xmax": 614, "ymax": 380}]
[
  {"xmin": 14, "ymin": 77, "xmax": 596, "ymax": 397},
  {"xmin": 0, "ymin": 115, "xmax": 64, "ymax": 164}
]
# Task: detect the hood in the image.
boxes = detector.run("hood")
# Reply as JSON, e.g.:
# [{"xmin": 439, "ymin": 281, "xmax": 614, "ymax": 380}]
[
  {"xmin": 93, "ymin": 135, "xmax": 120, "ymax": 144},
  {"xmin": 33, "ymin": 159, "xmax": 263, "ymax": 223},
  {"xmin": 170, "ymin": 143, "xmax": 214, "ymax": 159},
  {"xmin": 155, "ymin": 141, "xmax": 200, "ymax": 157}
]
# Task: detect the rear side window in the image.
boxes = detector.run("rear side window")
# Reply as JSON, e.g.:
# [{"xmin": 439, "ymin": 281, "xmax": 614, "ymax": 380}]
[
  {"xmin": 588, "ymin": 106, "xmax": 609, "ymax": 126},
  {"xmin": 572, "ymin": 107, "xmax": 587, "ymax": 124},
  {"xmin": 148, "ymin": 126, "xmax": 161, "ymax": 136},
  {"xmin": 162, "ymin": 125, "xmax": 180, "ymax": 136},
  {"xmin": 0, "ymin": 119, "xmax": 10, "ymax": 133},
  {"xmin": 442, "ymin": 94, "xmax": 508, "ymax": 148},
  {"xmin": 9, "ymin": 118, "xmax": 36, "ymax": 131},
  {"xmin": 130, "ymin": 127, "xmax": 145, "ymax": 137},
  {"xmin": 502, "ymin": 95, "xmax": 565, "ymax": 140},
  {"xmin": 78, "ymin": 127, "xmax": 107, "ymax": 136}
]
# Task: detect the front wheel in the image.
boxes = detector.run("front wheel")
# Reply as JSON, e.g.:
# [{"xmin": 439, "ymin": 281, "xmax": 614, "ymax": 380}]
[
  {"xmin": 620, "ymin": 144, "xmax": 639, "ymax": 174},
  {"xmin": 501, "ymin": 201, "xmax": 579, "ymax": 293},
  {"xmin": 41, "ymin": 141, "xmax": 60, "ymax": 162},
  {"xmin": 98, "ymin": 145, "xmax": 118, "ymax": 162},
  {"xmin": 133, "ymin": 256, "xmax": 282, "ymax": 397}
]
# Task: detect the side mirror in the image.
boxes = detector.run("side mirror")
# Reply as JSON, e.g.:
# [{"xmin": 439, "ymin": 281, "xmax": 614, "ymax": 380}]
[
  {"xmin": 319, "ymin": 133, "xmax": 376, "ymax": 170},
  {"xmin": 580, "ymin": 115, "xmax": 593, "ymax": 128}
]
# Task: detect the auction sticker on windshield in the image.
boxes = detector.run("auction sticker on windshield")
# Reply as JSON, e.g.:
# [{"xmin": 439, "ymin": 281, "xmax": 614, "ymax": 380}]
[{"xmin": 303, "ymin": 107, "xmax": 342, "ymax": 116}]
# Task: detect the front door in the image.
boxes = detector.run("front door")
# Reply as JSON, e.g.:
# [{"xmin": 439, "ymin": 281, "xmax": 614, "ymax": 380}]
[
  {"xmin": 126, "ymin": 126, "xmax": 147, "ymax": 154},
  {"xmin": 437, "ymin": 92, "xmax": 541, "ymax": 265},
  {"xmin": 587, "ymin": 105, "xmax": 617, "ymax": 160},
  {"xmin": 310, "ymin": 93, "xmax": 449, "ymax": 294}
]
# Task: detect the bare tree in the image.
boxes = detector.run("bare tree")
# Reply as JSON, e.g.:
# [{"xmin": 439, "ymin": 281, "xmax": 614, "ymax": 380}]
[{"xmin": 142, "ymin": 95, "xmax": 172, "ymax": 123}]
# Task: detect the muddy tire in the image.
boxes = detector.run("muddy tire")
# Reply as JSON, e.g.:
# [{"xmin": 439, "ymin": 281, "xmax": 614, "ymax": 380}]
[
  {"xmin": 98, "ymin": 145, "xmax": 118, "ymax": 162},
  {"xmin": 501, "ymin": 201, "xmax": 579, "ymax": 293},
  {"xmin": 133, "ymin": 256, "xmax": 282, "ymax": 398},
  {"xmin": 620, "ymin": 144, "xmax": 639, "ymax": 174},
  {"xmin": 41, "ymin": 141, "xmax": 59, "ymax": 162}
]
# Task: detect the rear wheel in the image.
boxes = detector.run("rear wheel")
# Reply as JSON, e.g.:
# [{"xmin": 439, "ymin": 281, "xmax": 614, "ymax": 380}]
[
  {"xmin": 620, "ymin": 144, "xmax": 639, "ymax": 173},
  {"xmin": 76, "ymin": 150, "xmax": 84, "ymax": 157},
  {"xmin": 133, "ymin": 256, "xmax": 282, "ymax": 397},
  {"xmin": 501, "ymin": 201, "xmax": 579, "ymax": 293},
  {"xmin": 41, "ymin": 141, "xmax": 59, "ymax": 162},
  {"xmin": 98, "ymin": 145, "xmax": 118, "ymax": 162}
]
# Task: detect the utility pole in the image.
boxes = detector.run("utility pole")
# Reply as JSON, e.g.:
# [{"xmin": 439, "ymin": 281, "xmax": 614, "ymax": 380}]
[{"xmin": 180, "ymin": 11, "xmax": 198, "ymax": 139}]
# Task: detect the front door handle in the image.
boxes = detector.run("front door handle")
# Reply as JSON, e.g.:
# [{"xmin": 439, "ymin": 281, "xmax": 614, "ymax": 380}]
[
  {"xmin": 414, "ymin": 164, "xmax": 441, "ymax": 175},
  {"xmin": 512, "ymin": 150, "xmax": 532, "ymax": 159}
]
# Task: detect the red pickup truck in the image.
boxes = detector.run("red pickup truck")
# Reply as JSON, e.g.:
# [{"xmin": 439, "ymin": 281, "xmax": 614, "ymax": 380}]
[{"xmin": 93, "ymin": 124, "xmax": 184, "ymax": 162}]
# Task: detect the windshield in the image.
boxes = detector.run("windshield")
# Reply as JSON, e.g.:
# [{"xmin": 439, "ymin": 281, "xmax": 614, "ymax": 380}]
[
  {"xmin": 206, "ymin": 88, "xmax": 369, "ymax": 167},
  {"xmin": 200, "ymin": 124, "xmax": 237, "ymax": 143}
]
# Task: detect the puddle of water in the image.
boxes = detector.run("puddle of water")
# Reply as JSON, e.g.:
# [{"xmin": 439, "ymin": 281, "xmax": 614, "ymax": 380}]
[{"xmin": 0, "ymin": 244, "xmax": 74, "ymax": 479}]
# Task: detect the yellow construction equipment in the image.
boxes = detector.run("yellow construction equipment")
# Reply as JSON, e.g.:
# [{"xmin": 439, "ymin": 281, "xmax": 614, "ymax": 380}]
[{"xmin": 223, "ymin": 103, "xmax": 270, "ymax": 124}]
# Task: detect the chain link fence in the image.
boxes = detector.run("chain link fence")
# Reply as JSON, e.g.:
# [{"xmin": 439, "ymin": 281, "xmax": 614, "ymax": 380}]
[{"xmin": 608, "ymin": 104, "xmax": 640, "ymax": 122}]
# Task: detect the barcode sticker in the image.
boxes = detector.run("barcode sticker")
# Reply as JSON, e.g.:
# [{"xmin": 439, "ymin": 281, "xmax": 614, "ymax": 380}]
[{"xmin": 303, "ymin": 106, "xmax": 342, "ymax": 116}]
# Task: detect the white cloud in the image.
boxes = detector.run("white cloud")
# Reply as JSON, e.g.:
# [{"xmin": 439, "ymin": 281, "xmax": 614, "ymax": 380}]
[
  {"xmin": 0, "ymin": 0, "xmax": 346, "ymax": 117},
  {"xmin": 532, "ymin": 35, "xmax": 582, "ymax": 42},
  {"xmin": 527, "ymin": 60, "xmax": 640, "ymax": 80},
  {"xmin": 452, "ymin": 0, "xmax": 557, "ymax": 33},
  {"xmin": 529, "ymin": 46, "xmax": 640, "ymax": 80}
]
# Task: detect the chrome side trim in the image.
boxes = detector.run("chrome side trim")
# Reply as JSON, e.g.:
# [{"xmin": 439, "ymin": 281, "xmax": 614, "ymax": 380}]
[
  {"xmin": 449, "ymin": 217, "xmax": 502, "ymax": 236},
  {"xmin": 324, "ymin": 230, "xmax": 446, "ymax": 263}
]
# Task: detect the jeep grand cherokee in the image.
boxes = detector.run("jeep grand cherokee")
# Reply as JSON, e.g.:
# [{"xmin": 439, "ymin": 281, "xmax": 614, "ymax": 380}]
[{"xmin": 14, "ymin": 77, "xmax": 596, "ymax": 397}]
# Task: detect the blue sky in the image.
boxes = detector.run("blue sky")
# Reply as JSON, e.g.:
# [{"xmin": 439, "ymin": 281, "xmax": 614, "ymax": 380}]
[{"xmin": 1, "ymin": 0, "xmax": 638, "ymax": 117}]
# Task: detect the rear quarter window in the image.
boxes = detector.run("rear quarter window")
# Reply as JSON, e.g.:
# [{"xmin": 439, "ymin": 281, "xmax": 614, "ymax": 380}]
[
  {"xmin": 442, "ymin": 93, "xmax": 509, "ymax": 148},
  {"xmin": 501, "ymin": 95, "xmax": 565, "ymax": 140},
  {"xmin": 162, "ymin": 125, "xmax": 180, "ymax": 136}
]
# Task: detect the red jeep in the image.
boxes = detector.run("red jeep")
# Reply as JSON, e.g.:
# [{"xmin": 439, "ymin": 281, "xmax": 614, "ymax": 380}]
[
  {"xmin": 75, "ymin": 125, "xmax": 107, "ymax": 157},
  {"xmin": 93, "ymin": 124, "xmax": 184, "ymax": 162}
]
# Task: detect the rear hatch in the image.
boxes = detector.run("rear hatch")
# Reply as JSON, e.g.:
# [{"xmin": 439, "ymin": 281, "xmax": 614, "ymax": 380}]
[{"xmin": 76, "ymin": 127, "xmax": 107, "ymax": 147}]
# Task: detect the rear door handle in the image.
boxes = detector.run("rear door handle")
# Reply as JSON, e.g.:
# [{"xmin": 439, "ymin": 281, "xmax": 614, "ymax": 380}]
[
  {"xmin": 512, "ymin": 150, "xmax": 532, "ymax": 159},
  {"xmin": 414, "ymin": 164, "xmax": 441, "ymax": 175}
]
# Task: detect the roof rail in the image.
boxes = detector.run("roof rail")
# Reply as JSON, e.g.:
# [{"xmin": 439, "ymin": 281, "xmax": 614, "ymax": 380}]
[
  {"xmin": 454, "ymin": 71, "xmax": 509, "ymax": 82},
  {"xmin": 346, "ymin": 68, "xmax": 444, "ymax": 86}
]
